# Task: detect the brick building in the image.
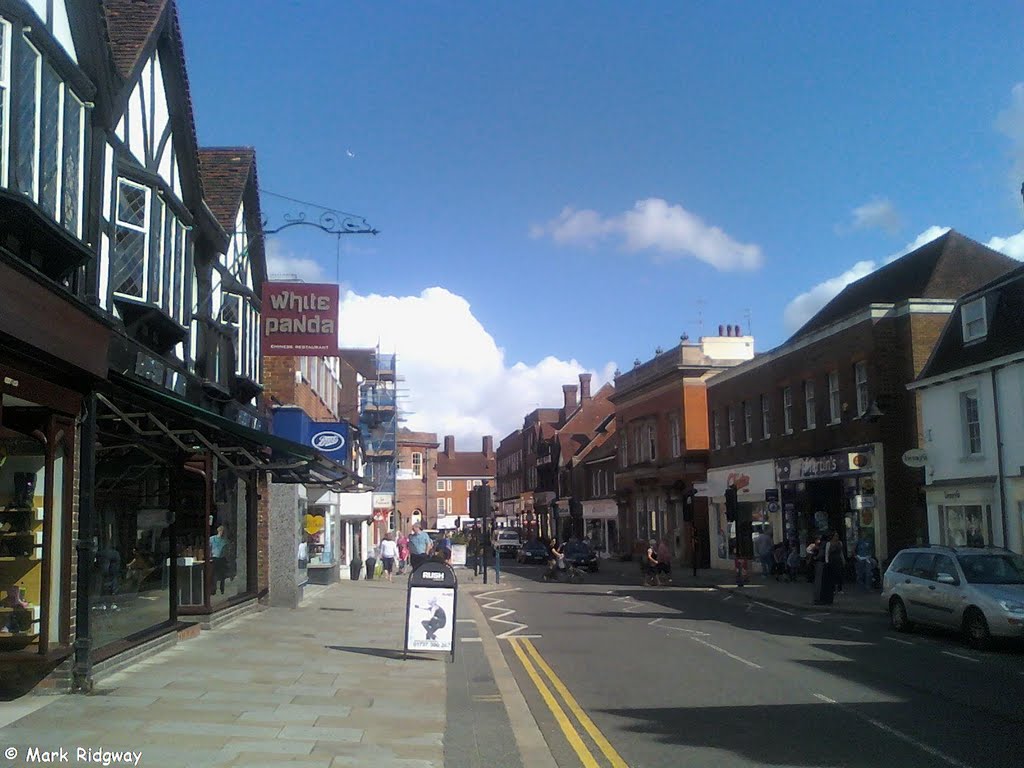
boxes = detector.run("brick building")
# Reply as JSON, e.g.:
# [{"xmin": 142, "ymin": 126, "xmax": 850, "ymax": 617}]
[
  {"xmin": 612, "ymin": 329, "xmax": 755, "ymax": 565},
  {"xmin": 705, "ymin": 231, "xmax": 1018, "ymax": 569},
  {"xmin": 396, "ymin": 430, "xmax": 439, "ymax": 531},
  {"xmin": 435, "ymin": 435, "xmax": 496, "ymax": 530}
]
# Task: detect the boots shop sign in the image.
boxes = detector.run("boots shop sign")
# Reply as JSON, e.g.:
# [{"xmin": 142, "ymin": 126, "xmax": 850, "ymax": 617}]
[{"xmin": 262, "ymin": 282, "xmax": 339, "ymax": 356}]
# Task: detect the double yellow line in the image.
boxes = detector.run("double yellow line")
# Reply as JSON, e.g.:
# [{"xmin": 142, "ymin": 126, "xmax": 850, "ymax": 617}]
[{"xmin": 508, "ymin": 637, "xmax": 629, "ymax": 768}]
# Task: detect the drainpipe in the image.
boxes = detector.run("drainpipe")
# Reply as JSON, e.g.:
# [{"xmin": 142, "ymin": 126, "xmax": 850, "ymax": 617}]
[
  {"xmin": 72, "ymin": 393, "xmax": 97, "ymax": 693},
  {"xmin": 990, "ymin": 368, "xmax": 1009, "ymax": 549}
]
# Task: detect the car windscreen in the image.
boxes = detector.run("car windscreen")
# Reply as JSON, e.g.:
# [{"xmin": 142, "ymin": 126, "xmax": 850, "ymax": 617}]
[{"xmin": 957, "ymin": 553, "xmax": 1024, "ymax": 584}]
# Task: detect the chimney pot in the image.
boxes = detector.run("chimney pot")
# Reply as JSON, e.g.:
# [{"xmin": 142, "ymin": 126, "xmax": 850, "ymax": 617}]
[
  {"xmin": 719, "ymin": 324, "xmax": 725, "ymax": 336},
  {"xmin": 562, "ymin": 384, "xmax": 578, "ymax": 412},
  {"xmin": 482, "ymin": 435, "xmax": 494, "ymax": 456},
  {"xmin": 579, "ymin": 373, "xmax": 592, "ymax": 401}
]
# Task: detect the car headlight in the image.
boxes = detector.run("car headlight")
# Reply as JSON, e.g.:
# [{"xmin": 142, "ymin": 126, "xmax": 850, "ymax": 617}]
[{"xmin": 997, "ymin": 600, "xmax": 1024, "ymax": 614}]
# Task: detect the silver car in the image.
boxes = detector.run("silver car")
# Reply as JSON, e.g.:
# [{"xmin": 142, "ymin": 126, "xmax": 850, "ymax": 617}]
[{"xmin": 881, "ymin": 546, "xmax": 1024, "ymax": 649}]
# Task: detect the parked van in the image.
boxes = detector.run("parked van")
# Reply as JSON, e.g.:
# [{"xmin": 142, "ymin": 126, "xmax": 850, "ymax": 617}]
[{"xmin": 492, "ymin": 529, "xmax": 522, "ymax": 556}]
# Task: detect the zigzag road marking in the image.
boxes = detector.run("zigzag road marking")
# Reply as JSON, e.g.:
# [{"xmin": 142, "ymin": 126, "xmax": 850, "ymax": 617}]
[
  {"xmin": 477, "ymin": 588, "xmax": 542, "ymax": 639},
  {"xmin": 649, "ymin": 617, "xmax": 709, "ymax": 636}
]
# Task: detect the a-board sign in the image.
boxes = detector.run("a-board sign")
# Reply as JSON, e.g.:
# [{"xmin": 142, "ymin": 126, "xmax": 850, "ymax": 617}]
[{"xmin": 404, "ymin": 561, "xmax": 458, "ymax": 661}]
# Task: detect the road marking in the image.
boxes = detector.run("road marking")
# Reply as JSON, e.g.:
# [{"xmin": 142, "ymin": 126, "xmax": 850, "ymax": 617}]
[
  {"xmin": 477, "ymin": 589, "xmax": 541, "ymax": 639},
  {"xmin": 941, "ymin": 651, "xmax": 980, "ymax": 663},
  {"xmin": 689, "ymin": 637, "xmax": 762, "ymax": 669},
  {"xmin": 814, "ymin": 694, "xmax": 972, "ymax": 767},
  {"xmin": 472, "ymin": 694, "xmax": 502, "ymax": 701},
  {"xmin": 884, "ymin": 636, "xmax": 915, "ymax": 646},
  {"xmin": 753, "ymin": 601, "xmax": 794, "ymax": 615},
  {"xmin": 521, "ymin": 639, "xmax": 630, "ymax": 768},
  {"xmin": 803, "ymin": 616, "xmax": 822, "ymax": 623},
  {"xmin": 649, "ymin": 618, "xmax": 709, "ymax": 636},
  {"xmin": 456, "ymin": 619, "xmax": 477, "ymax": 624},
  {"xmin": 461, "ymin": 637, "xmax": 483, "ymax": 643},
  {"xmin": 722, "ymin": 594, "xmax": 733, "ymax": 602},
  {"xmin": 840, "ymin": 625, "xmax": 864, "ymax": 634},
  {"xmin": 508, "ymin": 638, "xmax": 600, "ymax": 768}
]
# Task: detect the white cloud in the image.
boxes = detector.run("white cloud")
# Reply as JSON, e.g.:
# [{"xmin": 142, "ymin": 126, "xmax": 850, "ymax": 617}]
[
  {"xmin": 784, "ymin": 226, "xmax": 953, "ymax": 332},
  {"xmin": 986, "ymin": 229, "xmax": 1024, "ymax": 260},
  {"xmin": 265, "ymin": 240, "xmax": 325, "ymax": 282},
  {"xmin": 531, "ymin": 197, "xmax": 763, "ymax": 271},
  {"xmin": 996, "ymin": 82, "xmax": 1024, "ymax": 184},
  {"xmin": 337, "ymin": 287, "xmax": 614, "ymax": 445},
  {"xmin": 850, "ymin": 198, "xmax": 903, "ymax": 235}
]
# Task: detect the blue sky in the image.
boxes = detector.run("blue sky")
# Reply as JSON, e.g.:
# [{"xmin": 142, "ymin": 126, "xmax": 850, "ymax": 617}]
[{"xmin": 179, "ymin": 0, "xmax": 1024, "ymax": 441}]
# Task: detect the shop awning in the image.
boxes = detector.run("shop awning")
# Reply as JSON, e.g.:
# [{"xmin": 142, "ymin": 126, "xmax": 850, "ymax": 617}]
[{"xmin": 97, "ymin": 379, "xmax": 372, "ymax": 493}]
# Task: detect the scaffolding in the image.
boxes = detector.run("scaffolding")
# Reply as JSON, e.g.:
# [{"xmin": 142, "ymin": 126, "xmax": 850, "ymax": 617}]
[{"xmin": 359, "ymin": 351, "xmax": 398, "ymax": 499}]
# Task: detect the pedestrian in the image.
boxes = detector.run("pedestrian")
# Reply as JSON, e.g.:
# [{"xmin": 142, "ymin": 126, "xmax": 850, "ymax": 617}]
[
  {"xmin": 827, "ymin": 531, "xmax": 845, "ymax": 596},
  {"xmin": 468, "ymin": 529, "xmax": 480, "ymax": 575},
  {"xmin": 397, "ymin": 533, "xmax": 410, "ymax": 574},
  {"xmin": 754, "ymin": 527, "xmax": 774, "ymax": 578},
  {"xmin": 436, "ymin": 531, "xmax": 452, "ymax": 565},
  {"xmin": 407, "ymin": 523, "xmax": 432, "ymax": 571},
  {"xmin": 854, "ymin": 534, "xmax": 873, "ymax": 590},
  {"xmin": 785, "ymin": 540, "xmax": 802, "ymax": 582},
  {"xmin": 812, "ymin": 532, "xmax": 836, "ymax": 605},
  {"xmin": 656, "ymin": 539, "xmax": 672, "ymax": 578},
  {"xmin": 209, "ymin": 524, "xmax": 229, "ymax": 595},
  {"xmin": 378, "ymin": 531, "xmax": 399, "ymax": 583}
]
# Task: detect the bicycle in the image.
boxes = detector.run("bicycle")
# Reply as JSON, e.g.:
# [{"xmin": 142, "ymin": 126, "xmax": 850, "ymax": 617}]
[{"xmin": 542, "ymin": 561, "xmax": 584, "ymax": 584}]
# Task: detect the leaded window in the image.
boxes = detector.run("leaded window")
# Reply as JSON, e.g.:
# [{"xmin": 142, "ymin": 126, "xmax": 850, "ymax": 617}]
[
  {"xmin": 0, "ymin": 20, "xmax": 10, "ymax": 185},
  {"xmin": 61, "ymin": 90, "xmax": 83, "ymax": 235},
  {"xmin": 113, "ymin": 178, "xmax": 149, "ymax": 298},
  {"xmin": 14, "ymin": 35, "xmax": 39, "ymax": 198},
  {"xmin": 38, "ymin": 62, "xmax": 59, "ymax": 216}
]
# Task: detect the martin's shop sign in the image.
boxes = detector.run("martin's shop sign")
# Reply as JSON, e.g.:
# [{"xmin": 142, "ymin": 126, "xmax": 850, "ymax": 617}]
[
  {"xmin": 775, "ymin": 447, "xmax": 873, "ymax": 482},
  {"xmin": 273, "ymin": 408, "xmax": 349, "ymax": 463},
  {"xmin": 262, "ymin": 282, "xmax": 340, "ymax": 356}
]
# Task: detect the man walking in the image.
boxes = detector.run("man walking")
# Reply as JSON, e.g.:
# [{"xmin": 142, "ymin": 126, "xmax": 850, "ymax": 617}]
[
  {"xmin": 407, "ymin": 523, "xmax": 432, "ymax": 571},
  {"xmin": 754, "ymin": 526, "xmax": 774, "ymax": 578}
]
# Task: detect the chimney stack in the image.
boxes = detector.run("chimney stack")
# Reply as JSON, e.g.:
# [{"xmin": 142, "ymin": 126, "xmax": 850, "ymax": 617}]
[
  {"xmin": 444, "ymin": 435, "xmax": 455, "ymax": 456},
  {"xmin": 562, "ymin": 384, "xmax": 578, "ymax": 413},
  {"xmin": 718, "ymin": 324, "xmax": 725, "ymax": 336},
  {"xmin": 482, "ymin": 435, "xmax": 493, "ymax": 456},
  {"xmin": 579, "ymin": 373, "xmax": 592, "ymax": 401}
]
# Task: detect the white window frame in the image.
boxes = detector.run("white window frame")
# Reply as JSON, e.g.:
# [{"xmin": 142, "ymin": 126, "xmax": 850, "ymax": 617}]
[
  {"xmin": 669, "ymin": 413, "xmax": 681, "ymax": 458},
  {"xmin": 446, "ymin": 480, "xmax": 453, "ymax": 492},
  {"xmin": 761, "ymin": 394, "xmax": 770, "ymax": 439},
  {"xmin": 961, "ymin": 298, "xmax": 987, "ymax": 343},
  {"xmin": 743, "ymin": 401, "xmax": 752, "ymax": 443},
  {"xmin": 645, "ymin": 422, "xmax": 657, "ymax": 461},
  {"xmin": 804, "ymin": 380, "xmax": 816, "ymax": 429},
  {"xmin": 728, "ymin": 406, "xmax": 736, "ymax": 447},
  {"xmin": 411, "ymin": 452, "xmax": 423, "ymax": 478},
  {"xmin": 783, "ymin": 387, "xmax": 793, "ymax": 434},
  {"xmin": 436, "ymin": 498, "xmax": 446, "ymax": 516},
  {"xmin": 961, "ymin": 389, "xmax": 982, "ymax": 457},
  {"xmin": 855, "ymin": 361, "xmax": 869, "ymax": 417},
  {"xmin": 113, "ymin": 177, "xmax": 150, "ymax": 299},
  {"xmin": 0, "ymin": 19, "xmax": 11, "ymax": 187},
  {"xmin": 712, "ymin": 411, "xmax": 721, "ymax": 451},
  {"xmin": 828, "ymin": 371, "xmax": 840, "ymax": 424},
  {"xmin": 435, "ymin": 479, "xmax": 445, "ymax": 492}
]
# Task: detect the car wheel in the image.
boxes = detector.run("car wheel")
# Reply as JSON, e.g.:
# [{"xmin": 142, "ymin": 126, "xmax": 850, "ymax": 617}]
[
  {"xmin": 889, "ymin": 597, "xmax": 912, "ymax": 633},
  {"xmin": 963, "ymin": 608, "xmax": 991, "ymax": 650}
]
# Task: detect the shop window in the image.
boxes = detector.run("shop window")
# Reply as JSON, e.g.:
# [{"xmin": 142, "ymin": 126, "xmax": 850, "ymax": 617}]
[
  {"xmin": 0, "ymin": 429, "xmax": 45, "ymax": 650},
  {"xmin": 938, "ymin": 504, "xmax": 990, "ymax": 547},
  {"xmin": 212, "ymin": 470, "xmax": 248, "ymax": 607},
  {"xmin": 90, "ymin": 446, "xmax": 173, "ymax": 650}
]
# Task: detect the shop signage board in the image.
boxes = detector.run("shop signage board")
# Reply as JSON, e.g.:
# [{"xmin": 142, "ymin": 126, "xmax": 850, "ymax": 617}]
[
  {"xmin": 776, "ymin": 447, "xmax": 874, "ymax": 482},
  {"xmin": 261, "ymin": 282, "xmax": 340, "ymax": 356},
  {"xmin": 404, "ymin": 561, "xmax": 458, "ymax": 662},
  {"xmin": 902, "ymin": 449, "xmax": 928, "ymax": 468}
]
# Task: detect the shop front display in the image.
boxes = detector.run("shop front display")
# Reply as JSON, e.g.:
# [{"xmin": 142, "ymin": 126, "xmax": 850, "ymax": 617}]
[
  {"xmin": 927, "ymin": 484, "xmax": 997, "ymax": 549},
  {"xmin": 706, "ymin": 462, "xmax": 777, "ymax": 569}
]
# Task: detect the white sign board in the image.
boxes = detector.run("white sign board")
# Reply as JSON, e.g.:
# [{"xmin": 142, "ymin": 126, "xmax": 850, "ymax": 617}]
[
  {"xmin": 902, "ymin": 449, "xmax": 928, "ymax": 468},
  {"xmin": 450, "ymin": 544, "xmax": 467, "ymax": 567},
  {"xmin": 406, "ymin": 587, "xmax": 455, "ymax": 652},
  {"xmin": 372, "ymin": 493, "xmax": 393, "ymax": 508}
]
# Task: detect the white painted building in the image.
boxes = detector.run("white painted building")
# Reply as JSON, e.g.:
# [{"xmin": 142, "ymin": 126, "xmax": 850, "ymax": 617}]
[{"xmin": 909, "ymin": 265, "xmax": 1024, "ymax": 553}]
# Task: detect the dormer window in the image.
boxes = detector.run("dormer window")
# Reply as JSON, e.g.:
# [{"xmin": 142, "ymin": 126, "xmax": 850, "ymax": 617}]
[{"xmin": 961, "ymin": 298, "xmax": 987, "ymax": 343}]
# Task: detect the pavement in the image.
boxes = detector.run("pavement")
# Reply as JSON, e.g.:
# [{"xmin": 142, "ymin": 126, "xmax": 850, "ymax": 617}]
[
  {"xmin": 594, "ymin": 557, "xmax": 885, "ymax": 616},
  {"xmin": 0, "ymin": 570, "xmax": 545, "ymax": 768}
]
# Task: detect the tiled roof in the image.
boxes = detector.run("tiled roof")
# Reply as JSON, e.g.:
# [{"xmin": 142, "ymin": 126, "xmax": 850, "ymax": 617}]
[
  {"xmin": 398, "ymin": 429, "xmax": 439, "ymax": 447},
  {"xmin": 917, "ymin": 261, "xmax": 1024, "ymax": 381},
  {"xmin": 102, "ymin": 0, "xmax": 167, "ymax": 80},
  {"xmin": 578, "ymin": 422, "xmax": 618, "ymax": 465},
  {"xmin": 197, "ymin": 149, "xmax": 254, "ymax": 231},
  {"xmin": 792, "ymin": 230, "xmax": 1019, "ymax": 340},
  {"xmin": 436, "ymin": 450, "xmax": 496, "ymax": 479},
  {"xmin": 554, "ymin": 383, "xmax": 615, "ymax": 465}
]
